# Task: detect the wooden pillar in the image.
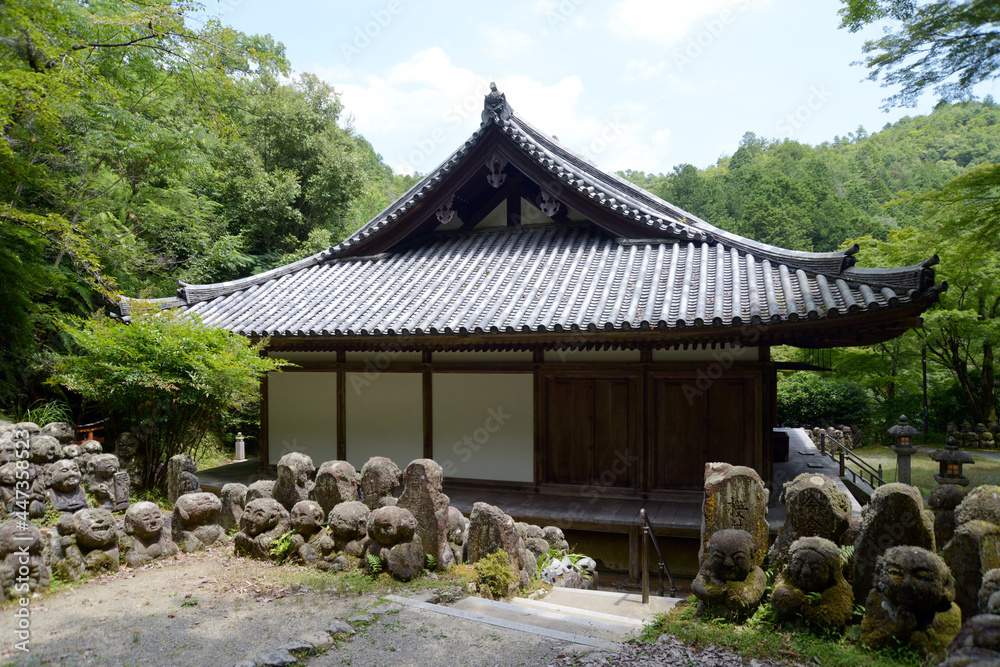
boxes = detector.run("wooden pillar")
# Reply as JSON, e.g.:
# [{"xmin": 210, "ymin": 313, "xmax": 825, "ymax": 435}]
[
  {"xmin": 423, "ymin": 350, "xmax": 433, "ymax": 459},
  {"xmin": 259, "ymin": 373, "xmax": 269, "ymax": 467},
  {"xmin": 337, "ymin": 350, "xmax": 346, "ymax": 461}
]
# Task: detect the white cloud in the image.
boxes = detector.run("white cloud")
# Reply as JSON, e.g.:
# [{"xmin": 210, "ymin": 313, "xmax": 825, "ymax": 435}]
[
  {"xmin": 622, "ymin": 59, "xmax": 668, "ymax": 83},
  {"xmin": 608, "ymin": 0, "xmax": 768, "ymax": 44},
  {"xmin": 478, "ymin": 26, "xmax": 536, "ymax": 60},
  {"xmin": 316, "ymin": 48, "xmax": 677, "ymax": 175}
]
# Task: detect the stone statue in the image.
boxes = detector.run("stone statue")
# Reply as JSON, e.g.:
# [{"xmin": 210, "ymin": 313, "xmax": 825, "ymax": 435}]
[
  {"xmin": 45, "ymin": 459, "xmax": 88, "ymax": 513},
  {"xmin": 171, "ymin": 492, "xmax": 227, "ymax": 553},
  {"xmin": 860, "ymin": 546, "xmax": 962, "ymax": 659},
  {"xmin": 692, "ymin": 529, "xmax": 766, "ymax": 620},
  {"xmin": 52, "ymin": 508, "xmax": 120, "ymax": 581},
  {"xmin": 310, "ymin": 460, "xmax": 359, "ymax": 517},
  {"xmin": 233, "ymin": 497, "xmax": 290, "ymax": 561},
  {"xmin": 328, "ymin": 500, "xmax": 369, "ymax": 557},
  {"xmin": 0, "ymin": 519, "xmax": 49, "ymax": 600},
  {"xmin": 167, "ymin": 455, "xmax": 200, "ymax": 505},
  {"xmin": 0, "ymin": 462, "xmax": 45, "ymax": 519},
  {"xmin": 771, "ymin": 536, "xmax": 854, "ymax": 632},
  {"xmin": 360, "ymin": 456, "xmax": 402, "ymax": 510},
  {"xmin": 288, "ymin": 500, "xmax": 335, "ymax": 567},
  {"xmin": 121, "ymin": 501, "xmax": 179, "ymax": 567},
  {"xmin": 272, "ymin": 452, "xmax": 315, "ymax": 512},
  {"xmin": 85, "ymin": 453, "xmax": 126, "ymax": 510},
  {"xmin": 220, "ymin": 482, "xmax": 248, "ymax": 532}
]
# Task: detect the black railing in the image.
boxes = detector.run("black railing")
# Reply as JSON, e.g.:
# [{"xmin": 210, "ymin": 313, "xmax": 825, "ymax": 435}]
[
  {"xmin": 819, "ymin": 432, "xmax": 885, "ymax": 489},
  {"xmin": 639, "ymin": 508, "xmax": 677, "ymax": 603}
]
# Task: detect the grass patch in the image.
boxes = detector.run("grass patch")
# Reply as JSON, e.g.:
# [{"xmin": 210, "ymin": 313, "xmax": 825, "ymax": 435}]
[
  {"xmin": 643, "ymin": 597, "xmax": 921, "ymax": 667},
  {"xmin": 851, "ymin": 445, "xmax": 1000, "ymax": 497}
]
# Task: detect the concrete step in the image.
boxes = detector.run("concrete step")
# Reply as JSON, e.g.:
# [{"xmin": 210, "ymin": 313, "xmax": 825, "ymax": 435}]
[
  {"xmin": 384, "ymin": 594, "xmax": 623, "ymax": 651},
  {"xmin": 452, "ymin": 596, "xmax": 637, "ymax": 643},
  {"xmin": 522, "ymin": 587, "xmax": 682, "ymax": 625}
]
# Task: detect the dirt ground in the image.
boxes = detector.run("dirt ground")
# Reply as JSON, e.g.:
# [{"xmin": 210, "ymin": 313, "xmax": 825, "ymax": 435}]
[{"xmin": 0, "ymin": 548, "xmax": 588, "ymax": 667}]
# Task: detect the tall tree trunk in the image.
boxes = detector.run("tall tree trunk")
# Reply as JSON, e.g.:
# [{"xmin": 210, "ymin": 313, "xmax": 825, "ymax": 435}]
[{"xmin": 984, "ymin": 340, "xmax": 997, "ymax": 423}]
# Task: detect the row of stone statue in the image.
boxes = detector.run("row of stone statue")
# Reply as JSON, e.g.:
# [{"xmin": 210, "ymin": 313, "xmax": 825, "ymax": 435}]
[
  {"xmin": 0, "ymin": 421, "xmax": 131, "ymax": 517},
  {"xmin": 692, "ymin": 462, "xmax": 1000, "ymax": 663},
  {"xmin": 201, "ymin": 452, "xmax": 569, "ymax": 588},
  {"xmin": 947, "ymin": 421, "xmax": 999, "ymax": 450},
  {"xmin": 0, "ymin": 449, "xmax": 578, "ymax": 605}
]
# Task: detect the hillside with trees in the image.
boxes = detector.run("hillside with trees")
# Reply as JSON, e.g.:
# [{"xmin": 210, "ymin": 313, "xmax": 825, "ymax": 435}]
[{"xmin": 622, "ymin": 99, "xmax": 1000, "ymax": 438}]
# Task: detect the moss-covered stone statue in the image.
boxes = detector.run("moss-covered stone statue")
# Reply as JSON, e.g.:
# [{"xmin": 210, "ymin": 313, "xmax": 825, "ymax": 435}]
[
  {"xmin": 771, "ymin": 536, "xmax": 854, "ymax": 632},
  {"xmin": 692, "ymin": 528, "xmax": 766, "ymax": 620},
  {"xmin": 860, "ymin": 546, "xmax": 962, "ymax": 660}
]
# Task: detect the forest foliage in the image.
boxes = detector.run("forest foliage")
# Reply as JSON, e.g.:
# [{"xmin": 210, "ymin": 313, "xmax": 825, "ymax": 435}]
[{"xmin": 0, "ymin": 0, "xmax": 416, "ymax": 408}]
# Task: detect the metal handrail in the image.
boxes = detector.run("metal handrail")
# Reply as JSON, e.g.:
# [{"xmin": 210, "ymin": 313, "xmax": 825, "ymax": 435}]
[
  {"xmin": 639, "ymin": 508, "xmax": 677, "ymax": 603},
  {"xmin": 819, "ymin": 432, "xmax": 885, "ymax": 489}
]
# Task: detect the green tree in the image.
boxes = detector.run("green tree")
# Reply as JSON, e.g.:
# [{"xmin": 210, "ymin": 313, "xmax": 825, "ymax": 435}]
[
  {"xmin": 850, "ymin": 225, "xmax": 999, "ymax": 423},
  {"xmin": 49, "ymin": 307, "xmax": 286, "ymax": 490},
  {"xmin": 839, "ymin": 0, "xmax": 1000, "ymax": 108}
]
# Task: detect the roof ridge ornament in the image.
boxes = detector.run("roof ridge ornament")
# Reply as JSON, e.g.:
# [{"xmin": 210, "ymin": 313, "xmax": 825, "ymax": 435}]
[{"xmin": 482, "ymin": 82, "xmax": 513, "ymax": 125}]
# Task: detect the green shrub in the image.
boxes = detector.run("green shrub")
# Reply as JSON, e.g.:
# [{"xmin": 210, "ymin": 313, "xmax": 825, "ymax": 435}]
[
  {"xmin": 777, "ymin": 373, "xmax": 875, "ymax": 429},
  {"xmin": 48, "ymin": 307, "xmax": 288, "ymax": 491},
  {"xmin": 474, "ymin": 550, "xmax": 517, "ymax": 599}
]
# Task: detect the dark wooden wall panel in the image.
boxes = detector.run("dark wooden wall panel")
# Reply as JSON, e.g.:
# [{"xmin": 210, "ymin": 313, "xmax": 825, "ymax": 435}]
[
  {"xmin": 594, "ymin": 379, "xmax": 631, "ymax": 488},
  {"xmin": 707, "ymin": 379, "xmax": 745, "ymax": 464},
  {"xmin": 651, "ymin": 378, "xmax": 707, "ymax": 489}
]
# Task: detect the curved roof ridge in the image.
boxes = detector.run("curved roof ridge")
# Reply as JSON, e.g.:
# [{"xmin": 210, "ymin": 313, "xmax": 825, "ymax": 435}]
[{"xmin": 504, "ymin": 111, "xmax": 859, "ymax": 272}]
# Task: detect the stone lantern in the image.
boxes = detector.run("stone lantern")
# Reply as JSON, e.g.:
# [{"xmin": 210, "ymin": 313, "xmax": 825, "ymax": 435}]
[
  {"xmin": 234, "ymin": 432, "xmax": 246, "ymax": 462},
  {"xmin": 931, "ymin": 433, "xmax": 974, "ymax": 486},
  {"xmin": 888, "ymin": 415, "xmax": 920, "ymax": 485}
]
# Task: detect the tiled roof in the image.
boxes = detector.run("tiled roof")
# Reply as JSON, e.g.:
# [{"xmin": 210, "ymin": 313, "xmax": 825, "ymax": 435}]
[
  {"xmin": 119, "ymin": 85, "xmax": 944, "ymax": 341},
  {"xmin": 120, "ymin": 224, "xmax": 941, "ymax": 338}
]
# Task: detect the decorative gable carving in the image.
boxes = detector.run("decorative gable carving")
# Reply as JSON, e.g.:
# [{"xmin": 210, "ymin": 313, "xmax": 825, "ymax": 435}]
[{"xmin": 485, "ymin": 151, "xmax": 508, "ymax": 189}]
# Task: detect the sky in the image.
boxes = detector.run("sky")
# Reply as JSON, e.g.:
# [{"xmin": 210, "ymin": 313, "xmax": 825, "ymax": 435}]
[{"xmin": 200, "ymin": 0, "xmax": 996, "ymax": 177}]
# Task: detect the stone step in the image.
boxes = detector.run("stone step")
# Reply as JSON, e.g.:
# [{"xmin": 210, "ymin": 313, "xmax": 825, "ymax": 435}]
[
  {"xmin": 384, "ymin": 594, "xmax": 623, "ymax": 651},
  {"xmin": 524, "ymin": 587, "xmax": 682, "ymax": 625}
]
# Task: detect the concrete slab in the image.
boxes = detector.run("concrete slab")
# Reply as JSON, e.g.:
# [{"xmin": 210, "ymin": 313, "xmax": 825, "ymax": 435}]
[{"xmin": 537, "ymin": 587, "xmax": 680, "ymax": 624}]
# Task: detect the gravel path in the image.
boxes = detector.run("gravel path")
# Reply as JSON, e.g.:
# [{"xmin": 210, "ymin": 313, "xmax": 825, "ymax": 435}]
[
  {"xmin": 0, "ymin": 549, "xmax": 805, "ymax": 667},
  {"xmin": 0, "ymin": 550, "xmax": 587, "ymax": 666}
]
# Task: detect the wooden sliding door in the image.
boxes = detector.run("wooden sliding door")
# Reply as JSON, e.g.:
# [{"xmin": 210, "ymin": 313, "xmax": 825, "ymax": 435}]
[{"xmin": 542, "ymin": 374, "xmax": 639, "ymax": 488}]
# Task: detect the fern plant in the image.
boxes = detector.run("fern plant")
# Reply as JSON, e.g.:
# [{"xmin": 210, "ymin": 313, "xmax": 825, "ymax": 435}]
[
  {"xmin": 268, "ymin": 531, "xmax": 295, "ymax": 564},
  {"xmin": 366, "ymin": 553, "xmax": 382, "ymax": 576}
]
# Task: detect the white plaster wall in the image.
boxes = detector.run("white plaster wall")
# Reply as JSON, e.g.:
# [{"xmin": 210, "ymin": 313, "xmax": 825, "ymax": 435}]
[
  {"xmin": 345, "ymin": 372, "xmax": 423, "ymax": 471},
  {"xmin": 432, "ymin": 374, "xmax": 534, "ymax": 482},
  {"xmin": 432, "ymin": 350, "xmax": 533, "ymax": 363},
  {"xmin": 652, "ymin": 344, "xmax": 757, "ymax": 362},
  {"xmin": 267, "ymin": 372, "xmax": 337, "ymax": 465},
  {"xmin": 544, "ymin": 348, "xmax": 640, "ymax": 362}
]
